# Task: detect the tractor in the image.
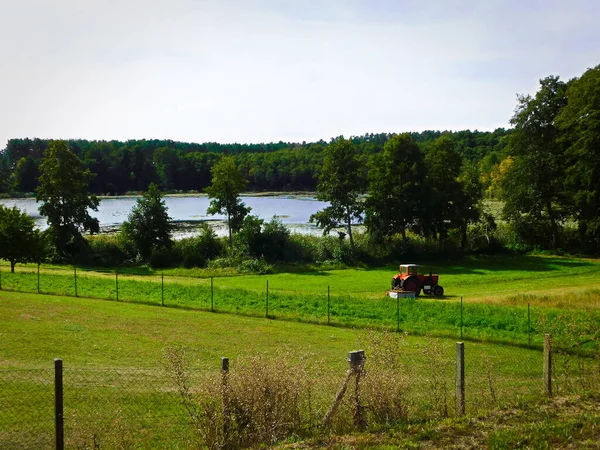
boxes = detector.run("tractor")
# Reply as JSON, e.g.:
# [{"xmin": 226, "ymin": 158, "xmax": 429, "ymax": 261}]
[{"xmin": 390, "ymin": 264, "xmax": 444, "ymax": 297}]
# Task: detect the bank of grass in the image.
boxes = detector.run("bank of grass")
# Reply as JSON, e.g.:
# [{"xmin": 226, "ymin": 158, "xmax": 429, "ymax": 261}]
[
  {"xmin": 2, "ymin": 254, "xmax": 600, "ymax": 347},
  {"xmin": 1, "ymin": 291, "xmax": 599, "ymax": 448}
]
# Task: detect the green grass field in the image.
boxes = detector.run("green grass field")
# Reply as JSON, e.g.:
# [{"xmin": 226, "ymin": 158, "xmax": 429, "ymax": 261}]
[
  {"xmin": 1, "ymin": 254, "xmax": 599, "ymax": 347},
  {"xmin": 2, "ymin": 254, "xmax": 600, "ymax": 447}
]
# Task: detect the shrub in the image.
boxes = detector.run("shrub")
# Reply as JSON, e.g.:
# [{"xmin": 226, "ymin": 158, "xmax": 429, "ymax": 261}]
[
  {"xmin": 175, "ymin": 224, "xmax": 224, "ymax": 268},
  {"xmin": 86, "ymin": 235, "xmax": 128, "ymax": 266}
]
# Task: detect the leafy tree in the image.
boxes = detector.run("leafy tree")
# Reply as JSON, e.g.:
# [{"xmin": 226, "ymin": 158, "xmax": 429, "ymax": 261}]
[
  {"xmin": 12, "ymin": 156, "xmax": 40, "ymax": 193},
  {"xmin": 36, "ymin": 140, "xmax": 100, "ymax": 255},
  {"xmin": 364, "ymin": 134, "xmax": 425, "ymax": 240},
  {"xmin": 421, "ymin": 135, "xmax": 465, "ymax": 243},
  {"xmin": 455, "ymin": 160, "xmax": 484, "ymax": 248},
  {"xmin": 502, "ymin": 76, "xmax": 569, "ymax": 249},
  {"xmin": 121, "ymin": 182, "xmax": 173, "ymax": 260},
  {"xmin": 310, "ymin": 137, "xmax": 366, "ymax": 251},
  {"xmin": 0, "ymin": 205, "xmax": 46, "ymax": 272},
  {"xmin": 556, "ymin": 64, "xmax": 600, "ymax": 250},
  {"xmin": 205, "ymin": 156, "xmax": 250, "ymax": 248}
]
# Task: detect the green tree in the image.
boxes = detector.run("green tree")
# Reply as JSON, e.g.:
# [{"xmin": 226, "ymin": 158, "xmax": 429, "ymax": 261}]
[
  {"xmin": 502, "ymin": 76, "xmax": 569, "ymax": 249},
  {"xmin": 310, "ymin": 137, "xmax": 366, "ymax": 251},
  {"xmin": 556, "ymin": 65, "xmax": 600, "ymax": 250},
  {"xmin": 121, "ymin": 182, "xmax": 173, "ymax": 260},
  {"xmin": 36, "ymin": 141, "xmax": 100, "ymax": 255},
  {"xmin": 205, "ymin": 156, "xmax": 250, "ymax": 248},
  {"xmin": 0, "ymin": 205, "xmax": 46, "ymax": 272},
  {"xmin": 364, "ymin": 134, "xmax": 424, "ymax": 240},
  {"xmin": 421, "ymin": 135, "xmax": 465, "ymax": 244},
  {"xmin": 12, "ymin": 156, "xmax": 40, "ymax": 193}
]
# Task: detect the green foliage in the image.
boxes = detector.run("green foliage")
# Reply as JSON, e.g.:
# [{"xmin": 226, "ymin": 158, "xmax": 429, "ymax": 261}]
[
  {"xmin": 12, "ymin": 156, "xmax": 39, "ymax": 193},
  {"xmin": 174, "ymin": 224, "xmax": 223, "ymax": 268},
  {"xmin": 86, "ymin": 235, "xmax": 128, "ymax": 267},
  {"xmin": 502, "ymin": 76, "xmax": 570, "ymax": 249},
  {"xmin": 365, "ymin": 133, "xmax": 425, "ymax": 240},
  {"xmin": 205, "ymin": 156, "xmax": 250, "ymax": 247},
  {"xmin": 36, "ymin": 140, "xmax": 100, "ymax": 256},
  {"xmin": 0, "ymin": 205, "xmax": 47, "ymax": 271},
  {"xmin": 556, "ymin": 64, "xmax": 600, "ymax": 251},
  {"xmin": 310, "ymin": 137, "xmax": 366, "ymax": 251},
  {"xmin": 121, "ymin": 183, "xmax": 173, "ymax": 261}
]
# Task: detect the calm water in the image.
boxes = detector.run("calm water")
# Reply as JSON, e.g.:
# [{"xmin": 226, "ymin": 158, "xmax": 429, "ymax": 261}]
[{"xmin": 0, "ymin": 195, "xmax": 330, "ymax": 236}]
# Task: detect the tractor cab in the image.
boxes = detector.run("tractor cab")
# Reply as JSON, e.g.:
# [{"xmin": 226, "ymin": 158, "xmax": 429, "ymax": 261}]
[{"xmin": 391, "ymin": 264, "xmax": 443, "ymax": 297}]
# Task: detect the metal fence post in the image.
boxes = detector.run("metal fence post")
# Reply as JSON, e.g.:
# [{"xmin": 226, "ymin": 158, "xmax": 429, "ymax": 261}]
[
  {"xmin": 211, "ymin": 276, "xmax": 214, "ymax": 312},
  {"xmin": 266, "ymin": 279, "xmax": 269, "ymax": 318},
  {"xmin": 460, "ymin": 297, "xmax": 463, "ymax": 340},
  {"xmin": 327, "ymin": 285, "xmax": 330, "ymax": 325},
  {"xmin": 544, "ymin": 334, "xmax": 552, "ymax": 397},
  {"xmin": 54, "ymin": 358, "xmax": 64, "ymax": 450},
  {"xmin": 456, "ymin": 342, "xmax": 465, "ymax": 416},
  {"xmin": 528, "ymin": 303, "xmax": 531, "ymax": 347},
  {"xmin": 74, "ymin": 266, "xmax": 77, "ymax": 297},
  {"xmin": 37, "ymin": 263, "xmax": 40, "ymax": 294},
  {"xmin": 161, "ymin": 272, "xmax": 164, "ymax": 306},
  {"xmin": 396, "ymin": 292, "xmax": 400, "ymax": 332},
  {"xmin": 115, "ymin": 270, "xmax": 119, "ymax": 301},
  {"xmin": 0, "ymin": 266, "xmax": 2, "ymax": 290}
]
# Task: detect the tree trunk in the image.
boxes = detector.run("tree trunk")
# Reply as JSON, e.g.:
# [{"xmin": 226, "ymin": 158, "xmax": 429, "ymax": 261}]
[
  {"xmin": 400, "ymin": 227, "xmax": 407, "ymax": 241},
  {"xmin": 346, "ymin": 207, "xmax": 355, "ymax": 253},
  {"xmin": 227, "ymin": 211, "xmax": 233, "ymax": 249},
  {"xmin": 11, "ymin": 261, "xmax": 15, "ymax": 273},
  {"xmin": 461, "ymin": 222, "xmax": 468, "ymax": 249},
  {"xmin": 545, "ymin": 201, "xmax": 560, "ymax": 249}
]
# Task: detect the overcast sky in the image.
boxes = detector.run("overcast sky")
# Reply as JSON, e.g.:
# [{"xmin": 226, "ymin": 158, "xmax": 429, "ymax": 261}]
[{"xmin": 1, "ymin": 0, "xmax": 599, "ymax": 147}]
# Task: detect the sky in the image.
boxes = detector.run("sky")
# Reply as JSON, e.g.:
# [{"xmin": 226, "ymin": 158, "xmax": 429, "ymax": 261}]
[{"xmin": 1, "ymin": 0, "xmax": 599, "ymax": 147}]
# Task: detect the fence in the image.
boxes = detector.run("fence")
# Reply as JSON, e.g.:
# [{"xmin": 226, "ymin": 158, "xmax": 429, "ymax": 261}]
[
  {"xmin": 0, "ymin": 263, "xmax": 583, "ymax": 348},
  {"xmin": 1, "ymin": 335, "xmax": 598, "ymax": 449}
]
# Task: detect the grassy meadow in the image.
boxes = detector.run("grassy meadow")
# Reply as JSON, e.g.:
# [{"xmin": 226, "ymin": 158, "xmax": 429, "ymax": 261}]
[
  {"xmin": 1, "ymin": 254, "xmax": 600, "ymax": 347},
  {"xmin": 1, "ymin": 254, "xmax": 600, "ymax": 447}
]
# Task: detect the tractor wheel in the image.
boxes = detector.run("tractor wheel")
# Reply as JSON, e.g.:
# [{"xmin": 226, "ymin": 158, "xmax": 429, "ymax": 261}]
[
  {"xmin": 402, "ymin": 277, "xmax": 421, "ymax": 297},
  {"xmin": 433, "ymin": 285, "xmax": 444, "ymax": 297}
]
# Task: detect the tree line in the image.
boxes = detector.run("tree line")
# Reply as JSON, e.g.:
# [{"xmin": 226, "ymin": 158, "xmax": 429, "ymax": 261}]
[
  {"xmin": 1, "ymin": 64, "xmax": 599, "ymax": 265},
  {"xmin": 0, "ymin": 130, "xmax": 510, "ymax": 195}
]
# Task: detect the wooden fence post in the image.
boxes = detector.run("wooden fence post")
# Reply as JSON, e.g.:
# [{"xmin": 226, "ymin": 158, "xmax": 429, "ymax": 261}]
[
  {"xmin": 544, "ymin": 334, "xmax": 552, "ymax": 397},
  {"xmin": 349, "ymin": 350, "xmax": 365, "ymax": 429},
  {"xmin": 211, "ymin": 277, "xmax": 214, "ymax": 312},
  {"xmin": 221, "ymin": 357, "xmax": 230, "ymax": 447},
  {"xmin": 327, "ymin": 285, "xmax": 330, "ymax": 325},
  {"xmin": 73, "ymin": 266, "xmax": 77, "ymax": 297},
  {"xmin": 456, "ymin": 342, "xmax": 465, "ymax": 416},
  {"xmin": 54, "ymin": 358, "xmax": 64, "ymax": 450}
]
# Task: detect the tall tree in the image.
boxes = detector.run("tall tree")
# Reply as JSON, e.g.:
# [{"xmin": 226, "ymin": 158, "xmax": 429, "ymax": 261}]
[
  {"xmin": 502, "ymin": 76, "xmax": 569, "ymax": 249},
  {"xmin": 0, "ymin": 205, "xmax": 47, "ymax": 272},
  {"xmin": 421, "ymin": 135, "xmax": 465, "ymax": 243},
  {"xmin": 205, "ymin": 156, "xmax": 250, "ymax": 248},
  {"xmin": 121, "ymin": 182, "xmax": 173, "ymax": 260},
  {"xmin": 12, "ymin": 156, "xmax": 40, "ymax": 193},
  {"xmin": 556, "ymin": 65, "xmax": 600, "ymax": 250},
  {"xmin": 310, "ymin": 137, "xmax": 366, "ymax": 251},
  {"xmin": 364, "ymin": 134, "xmax": 425, "ymax": 240},
  {"xmin": 36, "ymin": 140, "xmax": 100, "ymax": 255}
]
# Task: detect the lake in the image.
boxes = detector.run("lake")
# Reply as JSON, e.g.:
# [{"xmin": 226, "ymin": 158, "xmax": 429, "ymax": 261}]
[{"xmin": 0, "ymin": 195, "xmax": 330, "ymax": 237}]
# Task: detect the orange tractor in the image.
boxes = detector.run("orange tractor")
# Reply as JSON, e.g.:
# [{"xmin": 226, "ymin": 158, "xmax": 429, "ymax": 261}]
[{"xmin": 390, "ymin": 264, "xmax": 444, "ymax": 297}]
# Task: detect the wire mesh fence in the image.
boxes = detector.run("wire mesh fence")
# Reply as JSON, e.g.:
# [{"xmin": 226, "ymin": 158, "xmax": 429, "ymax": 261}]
[
  {"xmin": 0, "ymin": 263, "xmax": 583, "ymax": 349},
  {"xmin": 2, "ymin": 336, "xmax": 598, "ymax": 449}
]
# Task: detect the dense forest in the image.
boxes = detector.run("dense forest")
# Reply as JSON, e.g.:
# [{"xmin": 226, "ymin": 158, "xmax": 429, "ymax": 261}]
[{"xmin": 0, "ymin": 129, "xmax": 510, "ymax": 195}]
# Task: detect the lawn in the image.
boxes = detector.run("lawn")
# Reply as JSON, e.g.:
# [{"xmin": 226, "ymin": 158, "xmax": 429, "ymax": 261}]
[
  {"xmin": 1, "ymin": 290, "xmax": 598, "ymax": 449},
  {"xmin": 1, "ymin": 254, "xmax": 599, "ymax": 347}
]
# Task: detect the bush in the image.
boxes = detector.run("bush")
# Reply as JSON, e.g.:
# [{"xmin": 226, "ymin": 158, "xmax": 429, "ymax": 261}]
[
  {"xmin": 149, "ymin": 246, "xmax": 180, "ymax": 269},
  {"xmin": 175, "ymin": 224, "xmax": 224, "ymax": 268},
  {"xmin": 86, "ymin": 235, "xmax": 128, "ymax": 266}
]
